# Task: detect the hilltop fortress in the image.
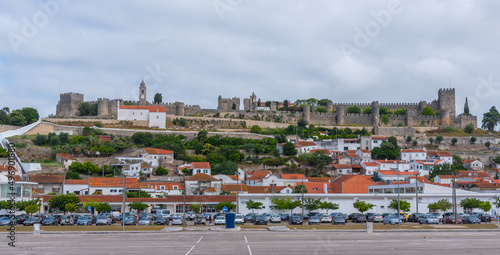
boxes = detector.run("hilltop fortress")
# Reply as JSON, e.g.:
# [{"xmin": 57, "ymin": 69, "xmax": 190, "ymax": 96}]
[{"xmin": 55, "ymin": 81, "xmax": 476, "ymax": 129}]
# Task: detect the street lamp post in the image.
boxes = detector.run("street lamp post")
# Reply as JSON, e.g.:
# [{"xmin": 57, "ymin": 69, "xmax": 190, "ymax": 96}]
[
  {"xmin": 301, "ymin": 177, "xmax": 305, "ymax": 217},
  {"xmin": 236, "ymin": 174, "xmax": 240, "ymax": 214},
  {"xmin": 122, "ymin": 173, "xmax": 126, "ymax": 232},
  {"xmin": 183, "ymin": 175, "xmax": 186, "ymax": 226},
  {"xmin": 397, "ymin": 170, "xmax": 400, "ymax": 230},
  {"xmin": 415, "ymin": 173, "xmax": 419, "ymax": 215}
]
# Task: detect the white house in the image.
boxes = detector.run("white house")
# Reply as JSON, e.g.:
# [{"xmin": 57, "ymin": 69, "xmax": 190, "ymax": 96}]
[
  {"xmin": 400, "ymin": 148, "xmax": 427, "ymax": 162},
  {"xmin": 337, "ymin": 138, "xmax": 361, "ymax": 152},
  {"xmin": 409, "ymin": 160, "xmax": 446, "ymax": 176},
  {"xmin": 262, "ymin": 175, "xmax": 286, "ymax": 187},
  {"xmin": 355, "ymin": 149, "xmax": 371, "ymax": 162},
  {"xmin": 370, "ymin": 136, "xmax": 387, "ymax": 150},
  {"xmin": 463, "ymin": 159, "xmax": 484, "ymax": 171},
  {"xmin": 377, "ymin": 170, "xmax": 419, "ymax": 182},
  {"xmin": 360, "ymin": 162, "xmax": 379, "ymax": 175},
  {"xmin": 63, "ymin": 179, "xmax": 89, "ymax": 195},
  {"xmin": 117, "ymin": 105, "xmax": 166, "ymax": 129},
  {"xmin": 56, "ymin": 153, "xmax": 76, "ymax": 169},
  {"xmin": 88, "ymin": 177, "xmax": 139, "ymax": 195},
  {"xmin": 280, "ymin": 174, "xmax": 305, "ymax": 187},
  {"xmin": 191, "ymin": 162, "xmax": 211, "ymax": 175},
  {"xmin": 374, "ymin": 159, "xmax": 410, "ymax": 172},
  {"xmin": 141, "ymin": 182, "xmax": 183, "ymax": 197},
  {"xmin": 427, "ymin": 151, "xmax": 453, "ymax": 164},
  {"xmin": 142, "ymin": 148, "xmax": 174, "ymax": 167},
  {"xmin": 296, "ymin": 141, "xmax": 317, "ymax": 154}
]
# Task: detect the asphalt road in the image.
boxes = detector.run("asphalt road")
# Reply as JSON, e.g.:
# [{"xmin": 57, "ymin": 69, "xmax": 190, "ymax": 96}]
[{"xmin": 2, "ymin": 231, "xmax": 500, "ymax": 255}]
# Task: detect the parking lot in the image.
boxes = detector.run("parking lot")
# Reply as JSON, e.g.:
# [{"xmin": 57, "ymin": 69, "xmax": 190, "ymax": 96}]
[{"xmin": 4, "ymin": 230, "xmax": 500, "ymax": 255}]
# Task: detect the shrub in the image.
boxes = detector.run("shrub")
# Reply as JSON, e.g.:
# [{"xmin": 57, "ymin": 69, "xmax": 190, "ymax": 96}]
[
  {"xmin": 381, "ymin": 115, "xmax": 390, "ymax": 125},
  {"xmin": 315, "ymin": 106, "xmax": 327, "ymax": 113},
  {"xmin": 379, "ymin": 107, "xmax": 391, "ymax": 115},
  {"xmin": 65, "ymin": 171, "xmax": 81, "ymax": 180},
  {"xmin": 451, "ymin": 138, "xmax": 458, "ymax": 145},
  {"xmin": 435, "ymin": 135, "xmax": 443, "ymax": 144},
  {"xmin": 155, "ymin": 166, "xmax": 169, "ymax": 176},
  {"xmin": 429, "ymin": 138, "xmax": 434, "ymax": 144},
  {"xmin": 178, "ymin": 118, "xmax": 187, "ymax": 127},
  {"xmin": 412, "ymin": 140, "xmax": 418, "ymax": 146},
  {"xmin": 362, "ymin": 107, "xmax": 372, "ymax": 114},
  {"xmin": 394, "ymin": 109, "xmax": 406, "ymax": 115},
  {"xmin": 14, "ymin": 142, "xmax": 26, "ymax": 148},
  {"xmin": 470, "ymin": 136, "xmax": 477, "ymax": 144},
  {"xmin": 94, "ymin": 122, "xmax": 103, "ymax": 128},
  {"xmin": 422, "ymin": 106, "xmax": 434, "ymax": 115},
  {"xmin": 406, "ymin": 136, "xmax": 412, "ymax": 143},
  {"xmin": 464, "ymin": 124, "xmax": 474, "ymax": 134},
  {"xmin": 250, "ymin": 125, "xmax": 262, "ymax": 134},
  {"xmin": 346, "ymin": 105, "xmax": 361, "ymax": 114},
  {"xmin": 485, "ymin": 141, "xmax": 491, "ymax": 148}
]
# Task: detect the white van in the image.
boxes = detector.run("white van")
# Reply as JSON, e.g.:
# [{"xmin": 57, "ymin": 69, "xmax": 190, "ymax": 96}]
[{"xmin": 156, "ymin": 209, "xmax": 171, "ymax": 219}]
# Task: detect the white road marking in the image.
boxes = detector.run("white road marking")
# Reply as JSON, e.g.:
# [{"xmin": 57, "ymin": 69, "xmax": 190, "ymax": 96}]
[
  {"xmin": 197, "ymin": 236, "xmax": 204, "ymax": 244},
  {"xmin": 247, "ymin": 245, "xmax": 253, "ymax": 255},
  {"xmin": 186, "ymin": 245, "xmax": 196, "ymax": 255},
  {"xmin": 244, "ymin": 236, "xmax": 248, "ymax": 243}
]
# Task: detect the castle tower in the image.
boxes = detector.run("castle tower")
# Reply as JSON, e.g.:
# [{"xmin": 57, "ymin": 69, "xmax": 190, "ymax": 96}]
[
  {"xmin": 56, "ymin": 92, "xmax": 84, "ymax": 117},
  {"xmin": 326, "ymin": 100, "xmax": 334, "ymax": 113},
  {"xmin": 371, "ymin": 101, "xmax": 380, "ymax": 126},
  {"xmin": 302, "ymin": 104, "xmax": 311, "ymax": 123},
  {"xmin": 139, "ymin": 80, "xmax": 147, "ymax": 105},
  {"xmin": 336, "ymin": 105, "xmax": 345, "ymax": 125},
  {"xmin": 97, "ymin": 98, "xmax": 110, "ymax": 116},
  {"xmin": 176, "ymin": 102, "xmax": 185, "ymax": 116},
  {"xmin": 250, "ymin": 92, "xmax": 257, "ymax": 111},
  {"xmin": 438, "ymin": 88, "xmax": 456, "ymax": 116}
]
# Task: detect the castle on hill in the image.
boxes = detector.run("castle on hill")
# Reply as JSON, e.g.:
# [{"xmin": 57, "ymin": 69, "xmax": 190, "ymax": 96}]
[{"xmin": 54, "ymin": 81, "xmax": 476, "ymax": 129}]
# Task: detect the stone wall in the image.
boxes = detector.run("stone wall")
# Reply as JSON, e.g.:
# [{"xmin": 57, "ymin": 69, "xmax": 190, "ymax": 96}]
[
  {"xmin": 0, "ymin": 124, "xmax": 19, "ymax": 132},
  {"xmin": 375, "ymin": 127, "xmax": 416, "ymax": 136},
  {"xmin": 56, "ymin": 92, "xmax": 83, "ymax": 117}
]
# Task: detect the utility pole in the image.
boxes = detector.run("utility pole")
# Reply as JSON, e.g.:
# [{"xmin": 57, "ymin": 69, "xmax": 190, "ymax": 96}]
[
  {"xmin": 122, "ymin": 173, "xmax": 126, "ymax": 232},
  {"xmin": 415, "ymin": 173, "xmax": 419, "ymax": 215},
  {"xmin": 452, "ymin": 173, "xmax": 457, "ymax": 224},
  {"xmin": 398, "ymin": 170, "xmax": 400, "ymax": 230},
  {"xmin": 301, "ymin": 177, "xmax": 304, "ymax": 217},
  {"xmin": 183, "ymin": 175, "xmax": 186, "ymax": 226},
  {"xmin": 236, "ymin": 174, "xmax": 239, "ymax": 214}
]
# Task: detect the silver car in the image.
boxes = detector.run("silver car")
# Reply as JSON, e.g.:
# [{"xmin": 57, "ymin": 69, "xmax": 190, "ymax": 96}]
[
  {"xmin": 270, "ymin": 214, "xmax": 281, "ymax": 223},
  {"xmin": 138, "ymin": 217, "xmax": 153, "ymax": 225},
  {"xmin": 418, "ymin": 214, "xmax": 439, "ymax": 224},
  {"xmin": 60, "ymin": 215, "xmax": 74, "ymax": 226},
  {"xmin": 172, "ymin": 216, "xmax": 184, "ymax": 225},
  {"xmin": 235, "ymin": 214, "xmax": 244, "ymax": 225},
  {"xmin": 96, "ymin": 216, "xmax": 112, "ymax": 225},
  {"xmin": 0, "ymin": 217, "xmax": 14, "ymax": 226},
  {"xmin": 383, "ymin": 215, "xmax": 401, "ymax": 225}
]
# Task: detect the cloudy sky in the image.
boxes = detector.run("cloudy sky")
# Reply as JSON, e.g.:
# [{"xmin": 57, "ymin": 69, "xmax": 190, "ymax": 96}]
[{"xmin": 1, "ymin": 0, "xmax": 500, "ymax": 125}]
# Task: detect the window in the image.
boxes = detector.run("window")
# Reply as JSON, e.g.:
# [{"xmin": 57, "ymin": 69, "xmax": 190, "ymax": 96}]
[
  {"xmin": 110, "ymin": 189, "xmax": 117, "ymax": 193},
  {"xmin": 160, "ymin": 186, "xmax": 165, "ymax": 190},
  {"xmin": 313, "ymin": 188, "xmax": 318, "ymax": 191},
  {"xmin": 173, "ymin": 186, "xmax": 178, "ymax": 190}
]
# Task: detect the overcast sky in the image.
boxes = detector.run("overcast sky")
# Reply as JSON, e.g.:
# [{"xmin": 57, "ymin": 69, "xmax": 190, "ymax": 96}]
[{"xmin": 1, "ymin": 0, "xmax": 500, "ymax": 126}]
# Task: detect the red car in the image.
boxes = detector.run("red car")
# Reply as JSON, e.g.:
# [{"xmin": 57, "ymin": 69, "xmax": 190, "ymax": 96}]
[{"xmin": 443, "ymin": 216, "xmax": 462, "ymax": 224}]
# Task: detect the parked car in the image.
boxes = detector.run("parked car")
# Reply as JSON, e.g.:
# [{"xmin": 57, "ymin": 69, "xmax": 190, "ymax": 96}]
[
  {"xmin": 337, "ymin": 213, "xmax": 348, "ymax": 221},
  {"xmin": 33, "ymin": 213, "xmax": 46, "ymax": 221},
  {"xmin": 279, "ymin": 213, "xmax": 290, "ymax": 221},
  {"xmin": 353, "ymin": 214, "xmax": 367, "ymax": 223},
  {"xmin": 320, "ymin": 214, "xmax": 332, "ymax": 223},
  {"xmin": 138, "ymin": 217, "xmax": 153, "ymax": 225},
  {"xmin": 76, "ymin": 216, "xmax": 93, "ymax": 226},
  {"xmin": 383, "ymin": 215, "xmax": 401, "ymax": 225},
  {"xmin": 244, "ymin": 213, "xmax": 257, "ymax": 222},
  {"xmin": 15, "ymin": 214, "xmax": 29, "ymax": 224},
  {"xmin": 0, "ymin": 217, "xmax": 14, "ymax": 226},
  {"xmin": 253, "ymin": 215, "xmax": 267, "ymax": 225},
  {"xmin": 23, "ymin": 217, "xmax": 41, "ymax": 226},
  {"xmin": 42, "ymin": 217, "xmax": 58, "ymax": 226},
  {"xmin": 115, "ymin": 214, "xmax": 123, "ymax": 221},
  {"xmin": 430, "ymin": 213, "xmax": 443, "ymax": 222},
  {"xmin": 443, "ymin": 216, "xmax": 462, "ymax": 224},
  {"xmin": 194, "ymin": 214, "xmax": 206, "ymax": 225},
  {"xmin": 462, "ymin": 215, "xmax": 481, "ymax": 224},
  {"xmin": 171, "ymin": 216, "xmax": 184, "ymax": 225},
  {"xmin": 122, "ymin": 216, "xmax": 137, "ymax": 226},
  {"xmin": 348, "ymin": 213, "xmax": 360, "ymax": 221},
  {"xmin": 214, "ymin": 216, "xmax": 226, "ymax": 225},
  {"xmin": 235, "ymin": 214, "xmax": 245, "ymax": 225},
  {"xmin": 184, "ymin": 212, "xmax": 196, "ymax": 221},
  {"xmin": 154, "ymin": 216, "xmax": 168, "ymax": 225},
  {"xmin": 333, "ymin": 216, "xmax": 346, "ymax": 225},
  {"xmin": 308, "ymin": 216, "xmax": 321, "ymax": 225},
  {"xmin": 289, "ymin": 216, "xmax": 303, "ymax": 225},
  {"xmin": 261, "ymin": 213, "xmax": 271, "ymax": 221},
  {"xmin": 367, "ymin": 214, "xmax": 383, "ymax": 223},
  {"xmin": 270, "ymin": 214, "xmax": 281, "ymax": 223},
  {"xmin": 418, "ymin": 214, "xmax": 439, "ymax": 224},
  {"xmin": 96, "ymin": 215, "xmax": 112, "ymax": 225},
  {"xmin": 476, "ymin": 213, "xmax": 492, "ymax": 223},
  {"xmin": 408, "ymin": 213, "xmax": 425, "ymax": 222},
  {"xmin": 60, "ymin": 215, "xmax": 74, "ymax": 226}
]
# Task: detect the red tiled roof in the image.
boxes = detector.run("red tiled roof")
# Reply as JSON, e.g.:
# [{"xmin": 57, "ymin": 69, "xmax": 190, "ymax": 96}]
[
  {"xmin": 297, "ymin": 182, "xmax": 332, "ymax": 193},
  {"xmin": 374, "ymin": 159, "xmax": 402, "ymax": 164},
  {"xmin": 35, "ymin": 195, "xmax": 236, "ymax": 203},
  {"xmin": 0, "ymin": 165, "xmax": 16, "ymax": 171},
  {"xmin": 408, "ymin": 176, "xmax": 431, "ymax": 184},
  {"xmin": 435, "ymin": 151, "xmax": 452, "ymax": 157},
  {"xmin": 436, "ymin": 175, "xmax": 453, "ymax": 179},
  {"xmin": 296, "ymin": 141, "xmax": 317, "ymax": 147},
  {"xmin": 281, "ymin": 174, "xmax": 305, "ymax": 180},
  {"xmin": 332, "ymin": 164, "xmax": 352, "ymax": 169},
  {"xmin": 347, "ymin": 153, "xmax": 360, "ymax": 158},
  {"xmin": 144, "ymin": 148, "xmax": 173, "ymax": 155},
  {"xmin": 246, "ymin": 170, "xmax": 271, "ymax": 176},
  {"xmin": 221, "ymin": 184, "xmax": 248, "ymax": 192},
  {"xmin": 391, "ymin": 181, "xmax": 406, "ymax": 184},
  {"xmin": 192, "ymin": 162, "xmax": 211, "ymax": 169},
  {"xmin": 227, "ymin": 175, "xmax": 239, "ymax": 181},
  {"xmin": 185, "ymin": 173, "xmax": 218, "ymax": 182},
  {"xmin": 29, "ymin": 175, "xmax": 65, "ymax": 184},
  {"xmin": 201, "ymin": 187, "xmax": 216, "ymax": 193},
  {"xmin": 330, "ymin": 175, "xmax": 376, "ymax": 193},
  {"xmin": 89, "ymin": 177, "xmax": 139, "ymax": 188},
  {"xmin": 307, "ymin": 177, "xmax": 336, "ymax": 182},
  {"xmin": 119, "ymin": 105, "xmax": 166, "ymax": 112},
  {"xmin": 56, "ymin": 153, "xmax": 76, "ymax": 160},
  {"xmin": 247, "ymin": 186, "xmax": 289, "ymax": 193},
  {"xmin": 371, "ymin": 136, "xmax": 387, "ymax": 140},
  {"xmin": 97, "ymin": 135, "xmax": 112, "ymax": 142},
  {"xmin": 362, "ymin": 162, "xmax": 378, "ymax": 167},
  {"xmin": 310, "ymin": 149, "xmax": 331, "ymax": 154},
  {"xmin": 358, "ymin": 149, "xmax": 370, "ymax": 153},
  {"xmin": 246, "ymin": 173, "xmax": 269, "ymax": 181},
  {"xmin": 143, "ymin": 182, "xmax": 183, "ymax": 190},
  {"xmin": 65, "ymin": 179, "xmax": 89, "ymax": 185}
]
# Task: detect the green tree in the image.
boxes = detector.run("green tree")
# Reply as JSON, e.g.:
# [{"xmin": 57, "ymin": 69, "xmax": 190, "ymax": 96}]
[
  {"xmin": 50, "ymin": 136, "xmax": 60, "ymax": 146},
  {"xmin": 422, "ymin": 106, "xmax": 434, "ymax": 115},
  {"xmin": 394, "ymin": 109, "xmax": 406, "ymax": 115},
  {"xmin": 319, "ymin": 201, "xmax": 339, "ymax": 214},
  {"xmin": 34, "ymin": 134, "xmax": 48, "ymax": 146},
  {"xmin": 90, "ymin": 103, "xmax": 98, "ymax": 116},
  {"xmin": 379, "ymin": 107, "xmax": 391, "ymax": 115},
  {"xmin": 353, "ymin": 201, "xmax": 374, "ymax": 214},
  {"xmin": 250, "ymin": 125, "xmax": 262, "ymax": 134},
  {"xmin": 0, "ymin": 148, "xmax": 8, "ymax": 157},
  {"xmin": 212, "ymin": 161, "xmax": 238, "ymax": 175},
  {"xmin": 131, "ymin": 132, "xmax": 154, "ymax": 146},
  {"xmin": 189, "ymin": 203, "xmax": 202, "ymax": 214},
  {"xmin": 297, "ymin": 119, "xmax": 308, "ymax": 128},
  {"xmin": 293, "ymin": 184, "xmax": 307, "ymax": 194},
  {"xmin": 0, "ymin": 201, "xmax": 13, "ymax": 210},
  {"xmin": 65, "ymin": 203, "xmax": 78, "ymax": 214},
  {"xmin": 246, "ymin": 200, "xmax": 263, "ymax": 218},
  {"xmin": 271, "ymin": 197, "xmax": 302, "ymax": 216},
  {"xmin": 154, "ymin": 93, "xmax": 162, "ymax": 104},
  {"xmin": 371, "ymin": 141, "xmax": 400, "ymax": 160},
  {"xmin": 215, "ymin": 201, "xmax": 236, "ymax": 212},
  {"xmin": 283, "ymin": 142, "xmax": 297, "ymax": 156},
  {"xmin": 126, "ymin": 190, "xmax": 151, "ymax": 198},
  {"xmin": 155, "ymin": 166, "xmax": 169, "ymax": 176},
  {"xmin": 388, "ymin": 199, "xmax": 411, "ymax": 213},
  {"xmin": 315, "ymin": 106, "xmax": 327, "ymax": 113},
  {"xmin": 428, "ymin": 199, "xmax": 452, "ymax": 213},
  {"xmin": 65, "ymin": 171, "xmax": 81, "ymax": 179},
  {"xmin": 406, "ymin": 136, "xmax": 412, "ymax": 143},
  {"xmin": 284, "ymin": 100, "xmax": 289, "ymax": 111},
  {"xmin": 464, "ymin": 97, "xmax": 470, "ymax": 115},
  {"xmin": 412, "ymin": 140, "xmax": 418, "ymax": 146},
  {"xmin": 451, "ymin": 138, "xmax": 458, "ymax": 145},
  {"xmin": 59, "ymin": 132, "xmax": 69, "ymax": 144},
  {"xmin": 25, "ymin": 204, "xmax": 40, "ymax": 216},
  {"xmin": 470, "ymin": 136, "xmax": 477, "ymax": 144},
  {"xmin": 346, "ymin": 105, "xmax": 361, "ymax": 114},
  {"xmin": 198, "ymin": 130, "xmax": 208, "ymax": 142},
  {"xmin": 303, "ymin": 198, "xmax": 321, "ymax": 212},
  {"xmin": 15, "ymin": 198, "xmax": 40, "ymax": 211},
  {"xmin": 21, "ymin": 107, "xmax": 39, "ymax": 124},
  {"xmin": 485, "ymin": 141, "xmax": 491, "ymax": 148},
  {"xmin": 493, "ymin": 156, "xmax": 500, "ymax": 164},
  {"xmin": 429, "ymin": 163, "xmax": 459, "ymax": 181},
  {"xmin": 95, "ymin": 202, "xmax": 112, "ymax": 213},
  {"xmin": 479, "ymin": 201, "xmax": 492, "ymax": 213},
  {"xmin": 381, "ymin": 115, "xmax": 390, "ymax": 125},
  {"xmin": 48, "ymin": 194, "xmax": 81, "ymax": 214},
  {"xmin": 78, "ymin": 102, "xmax": 91, "ymax": 116},
  {"xmin": 435, "ymin": 135, "xmax": 443, "ymax": 144},
  {"xmin": 482, "ymin": 106, "xmax": 500, "ymax": 131},
  {"xmin": 83, "ymin": 198, "xmax": 101, "ymax": 214},
  {"xmin": 460, "ymin": 198, "xmax": 481, "ymax": 213},
  {"xmin": 362, "ymin": 107, "xmax": 372, "ymax": 114},
  {"xmin": 464, "ymin": 124, "xmax": 474, "ymax": 134},
  {"xmin": 8, "ymin": 110, "xmax": 27, "ymax": 126},
  {"xmin": 429, "ymin": 137, "xmax": 434, "ymax": 144},
  {"xmin": 128, "ymin": 202, "xmax": 149, "ymax": 213}
]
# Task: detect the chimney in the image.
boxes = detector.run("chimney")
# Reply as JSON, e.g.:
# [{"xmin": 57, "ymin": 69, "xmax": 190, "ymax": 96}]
[{"xmin": 323, "ymin": 183, "xmax": 328, "ymax": 194}]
